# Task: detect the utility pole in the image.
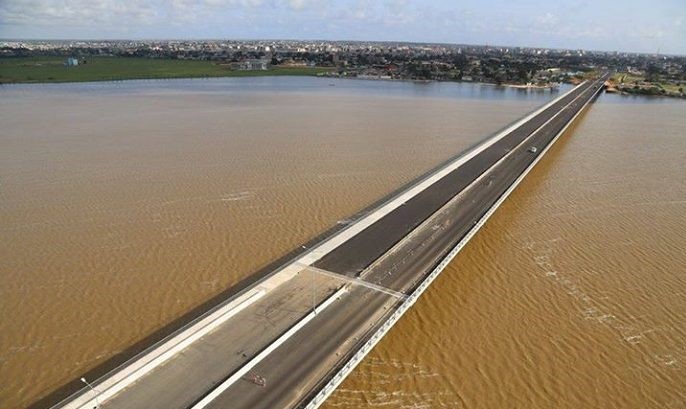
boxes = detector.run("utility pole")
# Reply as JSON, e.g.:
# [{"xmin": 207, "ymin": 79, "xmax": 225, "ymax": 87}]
[
  {"xmin": 312, "ymin": 266, "xmax": 317, "ymax": 315},
  {"xmin": 80, "ymin": 377, "xmax": 100, "ymax": 409},
  {"xmin": 302, "ymin": 245, "xmax": 316, "ymax": 315}
]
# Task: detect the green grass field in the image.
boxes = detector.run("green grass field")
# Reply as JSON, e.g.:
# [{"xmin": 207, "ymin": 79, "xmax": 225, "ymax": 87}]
[
  {"xmin": 0, "ymin": 56, "xmax": 334, "ymax": 84},
  {"xmin": 611, "ymin": 72, "xmax": 684, "ymax": 95}
]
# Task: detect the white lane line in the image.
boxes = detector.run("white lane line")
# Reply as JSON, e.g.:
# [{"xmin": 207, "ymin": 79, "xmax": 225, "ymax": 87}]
[
  {"xmin": 299, "ymin": 264, "xmax": 407, "ymax": 300},
  {"xmin": 189, "ymin": 287, "xmax": 349, "ymax": 409},
  {"xmin": 64, "ymin": 290, "xmax": 266, "ymax": 409}
]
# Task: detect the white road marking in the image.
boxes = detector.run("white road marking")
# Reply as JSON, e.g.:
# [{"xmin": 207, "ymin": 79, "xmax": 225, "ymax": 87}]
[{"xmin": 299, "ymin": 264, "xmax": 408, "ymax": 300}]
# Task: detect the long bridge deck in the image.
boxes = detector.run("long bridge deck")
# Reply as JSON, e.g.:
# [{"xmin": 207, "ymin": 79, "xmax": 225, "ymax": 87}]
[{"xmin": 52, "ymin": 73, "xmax": 610, "ymax": 409}]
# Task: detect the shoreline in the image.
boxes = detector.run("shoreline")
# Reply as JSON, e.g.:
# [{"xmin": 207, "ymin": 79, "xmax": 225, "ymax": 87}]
[
  {"xmin": 500, "ymin": 83, "xmax": 559, "ymax": 89},
  {"xmin": 605, "ymin": 85, "xmax": 686, "ymax": 99},
  {"xmin": 0, "ymin": 71, "xmax": 565, "ymax": 90},
  {"xmin": 4, "ymin": 63, "xmax": 682, "ymax": 102},
  {"xmin": 0, "ymin": 70, "xmax": 329, "ymax": 85}
]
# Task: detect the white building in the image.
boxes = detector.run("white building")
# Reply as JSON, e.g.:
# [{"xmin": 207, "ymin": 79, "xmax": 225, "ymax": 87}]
[{"xmin": 231, "ymin": 59, "xmax": 268, "ymax": 71}]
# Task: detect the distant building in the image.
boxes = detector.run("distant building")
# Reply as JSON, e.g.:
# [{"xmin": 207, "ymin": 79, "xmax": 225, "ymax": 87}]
[
  {"xmin": 64, "ymin": 57, "xmax": 79, "ymax": 67},
  {"xmin": 231, "ymin": 59, "xmax": 268, "ymax": 71}
]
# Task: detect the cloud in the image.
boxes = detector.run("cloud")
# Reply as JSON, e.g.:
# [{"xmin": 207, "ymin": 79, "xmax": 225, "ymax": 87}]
[
  {"xmin": 0, "ymin": 0, "xmax": 684, "ymax": 54},
  {"xmin": 202, "ymin": 0, "xmax": 265, "ymax": 7},
  {"xmin": 287, "ymin": 0, "xmax": 307, "ymax": 10},
  {"xmin": 0, "ymin": 0, "xmax": 158, "ymax": 26},
  {"xmin": 535, "ymin": 12, "xmax": 558, "ymax": 28}
]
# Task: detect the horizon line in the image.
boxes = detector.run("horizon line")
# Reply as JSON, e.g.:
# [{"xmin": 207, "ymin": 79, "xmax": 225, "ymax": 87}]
[{"xmin": 2, "ymin": 37, "xmax": 683, "ymax": 57}]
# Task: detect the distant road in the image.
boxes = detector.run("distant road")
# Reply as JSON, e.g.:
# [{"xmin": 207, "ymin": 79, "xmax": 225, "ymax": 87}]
[{"xmin": 53, "ymin": 73, "xmax": 610, "ymax": 409}]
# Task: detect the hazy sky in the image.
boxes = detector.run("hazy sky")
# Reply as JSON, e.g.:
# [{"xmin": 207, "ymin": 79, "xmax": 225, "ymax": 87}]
[{"xmin": 1, "ymin": 0, "xmax": 684, "ymax": 54}]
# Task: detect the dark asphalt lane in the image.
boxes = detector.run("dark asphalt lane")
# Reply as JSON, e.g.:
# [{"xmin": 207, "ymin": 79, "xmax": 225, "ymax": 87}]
[{"xmin": 202, "ymin": 75, "xmax": 609, "ymax": 409}]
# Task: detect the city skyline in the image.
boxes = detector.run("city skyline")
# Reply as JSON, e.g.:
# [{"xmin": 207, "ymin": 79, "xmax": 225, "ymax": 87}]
[{"xmin": 1, "ymin": 0, "xmax": 685, "ymax": 55}]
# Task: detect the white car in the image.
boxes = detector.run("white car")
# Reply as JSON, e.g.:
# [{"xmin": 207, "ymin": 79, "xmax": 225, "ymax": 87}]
[{"xmin": 528, "ymin": 146, "xmax": 538, "ymax": 153}]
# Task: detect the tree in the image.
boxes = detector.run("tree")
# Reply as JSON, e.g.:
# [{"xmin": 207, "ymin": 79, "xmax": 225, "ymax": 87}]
[
  {"xmin": 646, "ymin": 63, "xmax": 660, "ymax": 81},
  {"xmin": 452, "ymin": 54, "xmax": 468, "ymax": 69}
]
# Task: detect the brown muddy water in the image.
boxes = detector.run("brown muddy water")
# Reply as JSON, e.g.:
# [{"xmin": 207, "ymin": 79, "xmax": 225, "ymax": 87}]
[
  {"xmin": 323, "ymin": 95, "xmax": 686, "ymax": 409},
  {"xmin": 1, "ymin": 77, "xmax": 549, "ymax": 409}
]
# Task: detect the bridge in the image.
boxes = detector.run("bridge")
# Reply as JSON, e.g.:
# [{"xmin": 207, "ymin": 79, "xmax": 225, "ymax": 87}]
[{"xmin": 51, "ymin": 73, "xmax": 610, "ymax": 409}]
